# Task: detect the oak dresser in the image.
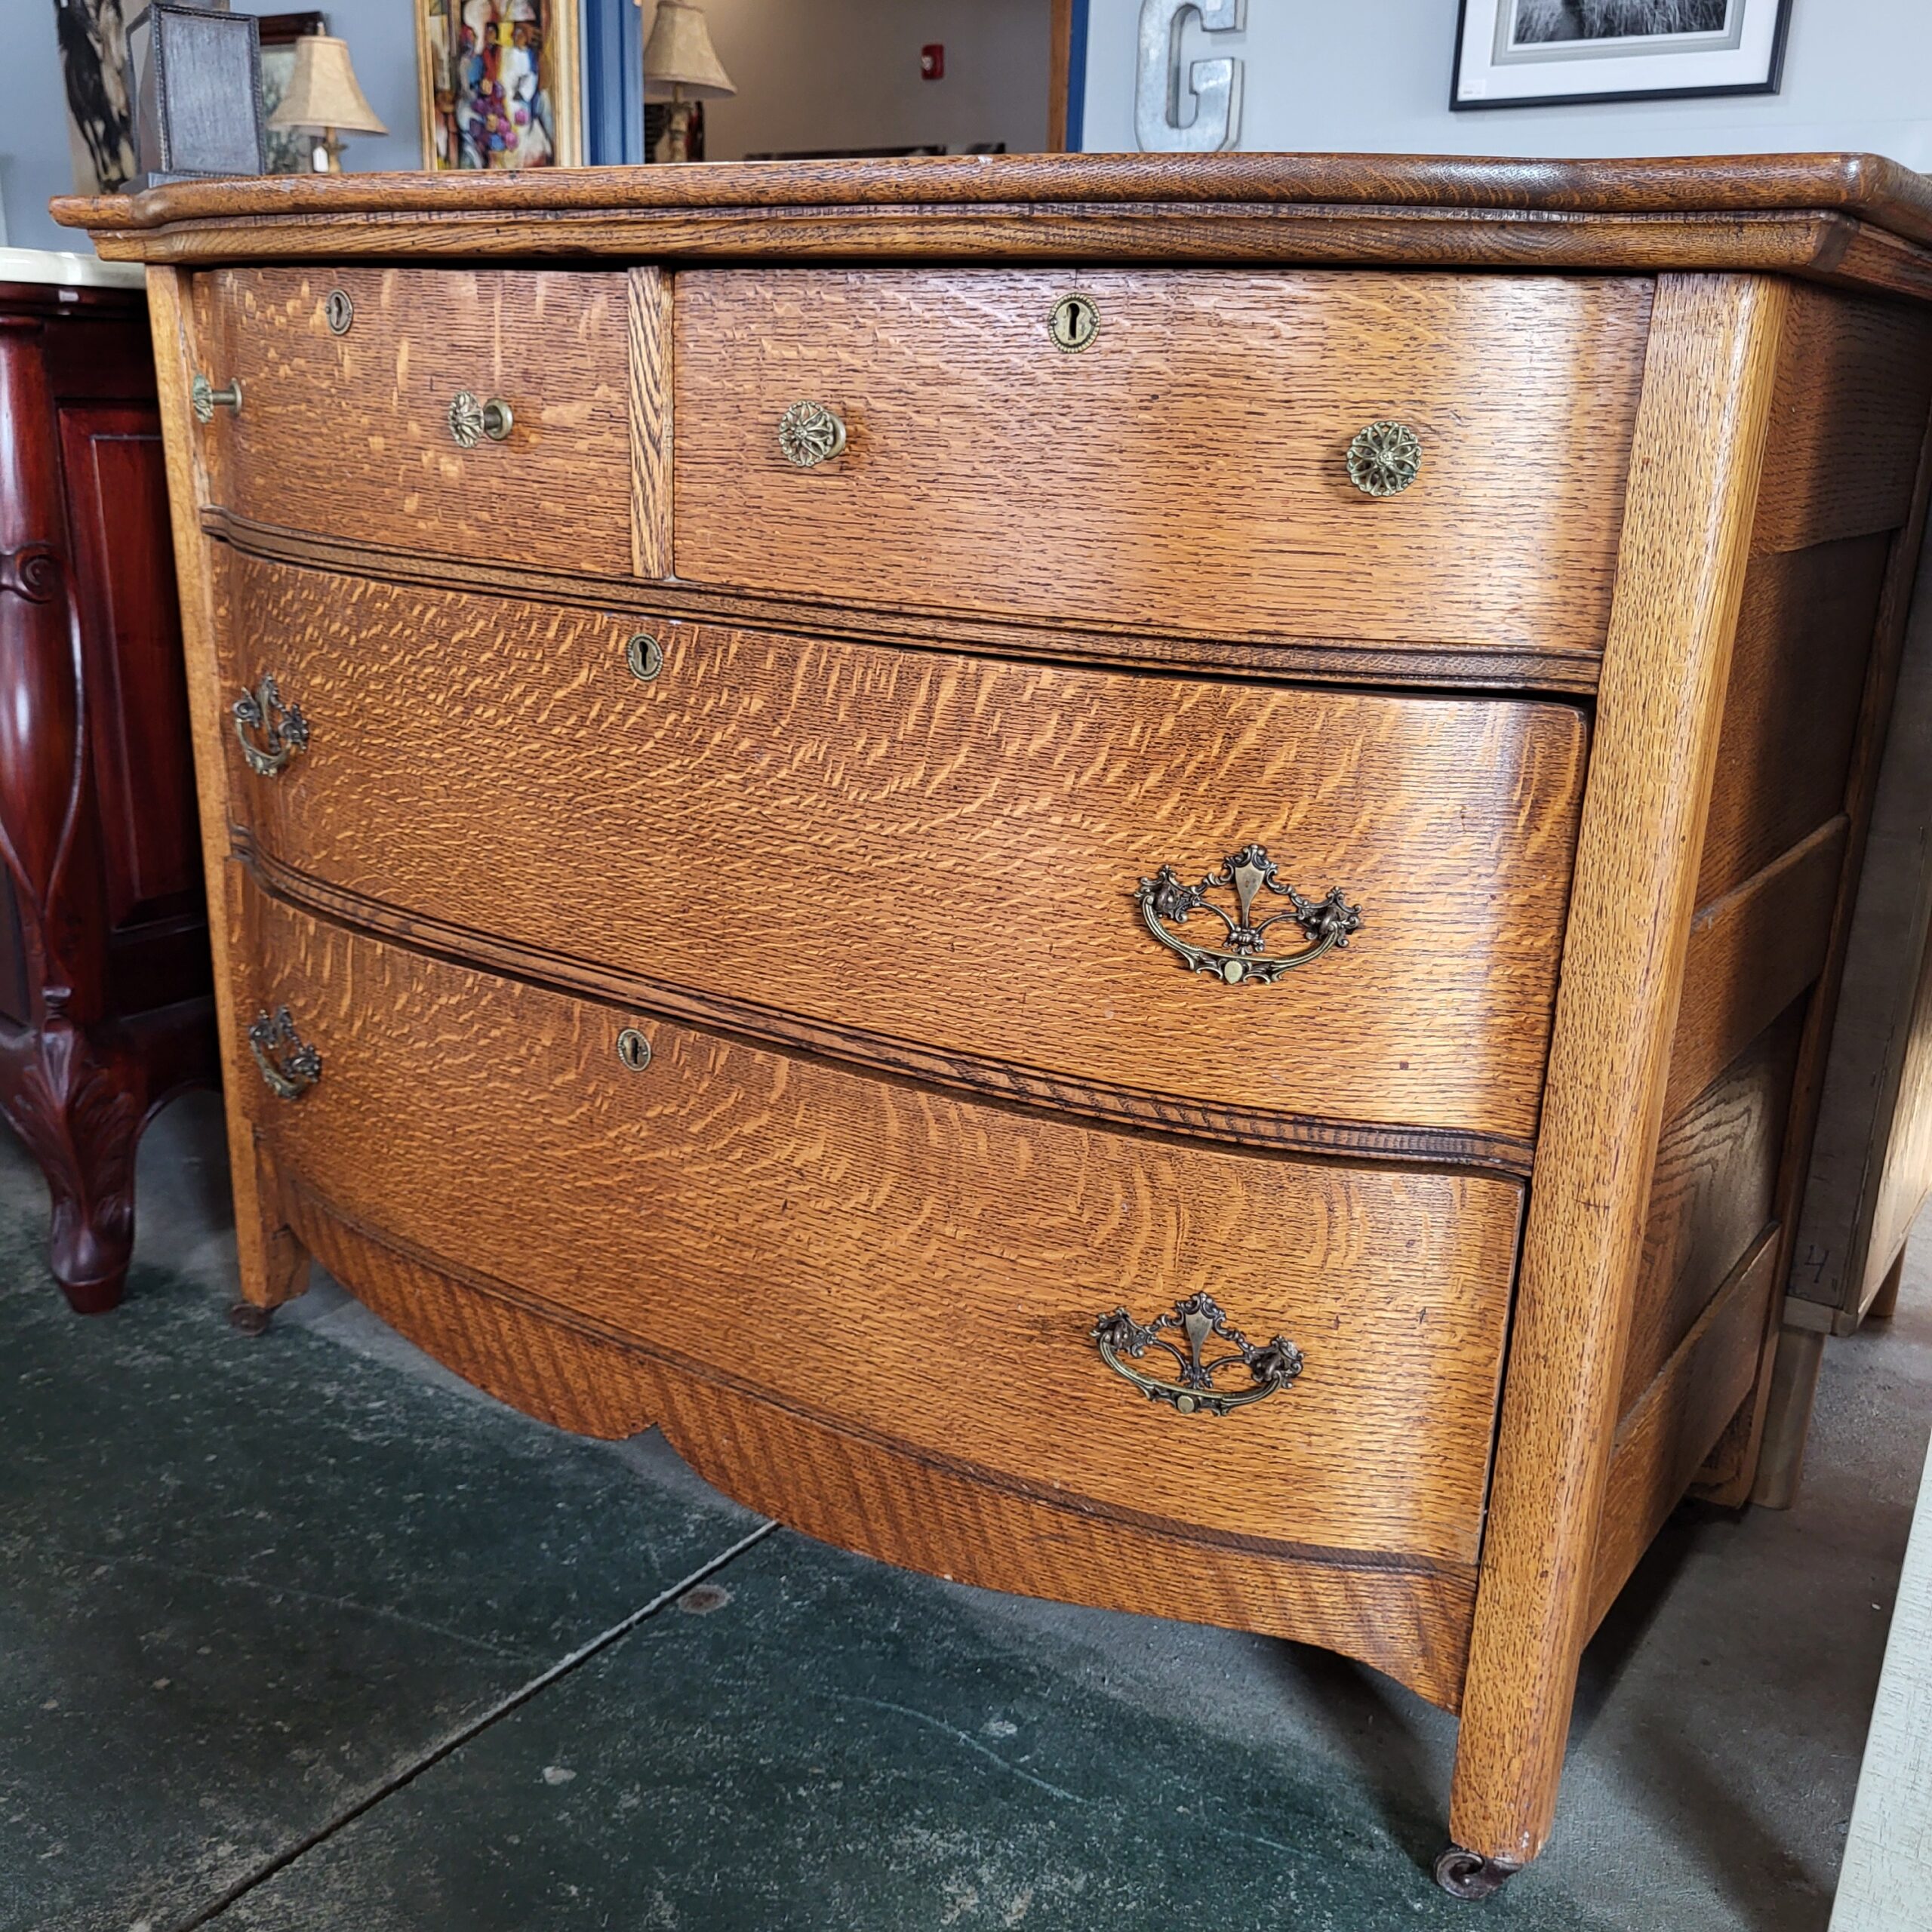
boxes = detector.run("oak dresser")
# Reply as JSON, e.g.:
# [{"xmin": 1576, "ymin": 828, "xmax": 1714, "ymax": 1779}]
[{"xmin": 57, "ymin": 153, "xmax": 1932, "ymax": 1895}]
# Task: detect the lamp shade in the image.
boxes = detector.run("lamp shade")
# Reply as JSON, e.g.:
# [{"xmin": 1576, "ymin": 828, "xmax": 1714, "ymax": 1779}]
[
  {"xmin": 643, "ymin": 1, "xmax": 735, "ymax": 100},
  {"xmin": 266, "ymin": 34, "xmax": 388, "ymax": 134}
]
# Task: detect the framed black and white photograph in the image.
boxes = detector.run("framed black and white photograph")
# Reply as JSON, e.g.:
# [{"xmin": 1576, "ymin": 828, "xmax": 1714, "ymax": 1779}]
[{"xmin": 1453, "ymin": 0, "xmax": 1795, "ymax": 110}]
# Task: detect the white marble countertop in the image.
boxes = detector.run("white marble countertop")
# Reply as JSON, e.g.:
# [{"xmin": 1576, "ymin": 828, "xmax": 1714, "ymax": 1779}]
[{"xmin": 0, "ymin": 245, "xmax": 144, "ymax": 291}]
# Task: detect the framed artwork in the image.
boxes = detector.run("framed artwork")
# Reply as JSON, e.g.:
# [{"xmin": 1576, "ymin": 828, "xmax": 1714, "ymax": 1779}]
[
  {"xmin": 1453, "ymin": 0, "xmax": 1794, "ymax": 109},
  {"xmin": 54, "ymin": 0, "xmax": 137, "ymax": 195},
  {"xmin": 416, "ymin": 0, "xmax": 583, "ymax": 170},
  {"xmin": 259, "ymin": 11, "xmax": 328, "ymax": 175}
]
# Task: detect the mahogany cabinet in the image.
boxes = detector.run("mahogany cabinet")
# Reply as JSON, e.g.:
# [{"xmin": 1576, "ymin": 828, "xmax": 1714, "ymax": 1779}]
[
  {"xmin": 54, "ymin": 153, "xmax": 1932, "ymax": 1893},
  {"xmin": 0, "ymin": 258, "xmax": 215, "ymax": 1312}
]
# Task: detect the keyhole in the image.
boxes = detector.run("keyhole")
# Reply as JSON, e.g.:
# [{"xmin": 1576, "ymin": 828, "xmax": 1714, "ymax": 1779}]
[
  {"xmin": 325, "ymin": 289, "xmax": 354, "ymax": 335},
  {"xmin": 617, "ymin": 1028, "xmax": 652, "ymax": 1071},
  {"xmin": 1050, "ymin": 294, "xmax": 1099, "ymax": 353}
]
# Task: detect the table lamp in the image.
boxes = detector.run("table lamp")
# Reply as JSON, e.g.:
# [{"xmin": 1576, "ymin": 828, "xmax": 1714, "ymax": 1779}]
[
  {"xmin": 267, "ymin": 33, "xmax": 387, "ymax": 173},
  {"xmin": 643, "ymin": 1, "xmax": 735, "ymax": 163}
]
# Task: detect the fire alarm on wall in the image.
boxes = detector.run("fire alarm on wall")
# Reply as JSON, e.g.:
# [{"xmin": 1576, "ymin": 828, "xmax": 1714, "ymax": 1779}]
[{"xmin": 921, "ymin": 44, "xmax": 943, "ymax": 80}]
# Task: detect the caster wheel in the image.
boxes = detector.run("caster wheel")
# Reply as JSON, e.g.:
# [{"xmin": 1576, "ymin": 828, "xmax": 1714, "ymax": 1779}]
[
  {"xmin": 226, "ymin": 1301, "xmax": 272, "ymax": 1337},
  {"xmin": 1434, "ymin": 1847, "xmax": 1521, "ymax": 1900}
]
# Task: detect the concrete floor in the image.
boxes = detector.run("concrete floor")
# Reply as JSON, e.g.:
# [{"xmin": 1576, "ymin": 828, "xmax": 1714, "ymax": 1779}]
[{"xmin": 2, "ymin": 1091, "xmax": 1927, "ymax": 1932}]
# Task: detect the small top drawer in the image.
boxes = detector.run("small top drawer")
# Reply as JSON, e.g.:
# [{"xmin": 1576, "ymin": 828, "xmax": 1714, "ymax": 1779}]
[
  {"xmin": 672, "ymin": 269, "xmax": 1654, "ymax": 662},
  {"xmin": 192, "ymin": 267, "xmax": 632, "ymax": 576}
]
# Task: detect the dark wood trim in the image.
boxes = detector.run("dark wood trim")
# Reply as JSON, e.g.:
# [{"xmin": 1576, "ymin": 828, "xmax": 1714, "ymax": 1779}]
[
  {"xmin": 238, "ymin": 840, "xmax": 1540, "ymax": 1178},
  {"xmin": 203, "ymin": 508, "xmax": 1604, "ymax": 697}
]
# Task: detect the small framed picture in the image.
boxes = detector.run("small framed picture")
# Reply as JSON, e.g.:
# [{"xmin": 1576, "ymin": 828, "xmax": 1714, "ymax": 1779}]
[
  {"xmin": 415, "ymin": 0, "xmax": 582, "ymax": 171},
  {"xmin": 1453, "ymin": 0, "xmax": 1794, "ymax": 110}
]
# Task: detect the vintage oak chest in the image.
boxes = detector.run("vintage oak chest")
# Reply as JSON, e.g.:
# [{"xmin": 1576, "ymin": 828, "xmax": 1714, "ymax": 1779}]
[{"xmin": 57, "ymin": 153, "xmax": 1932, "ymax": 1894}]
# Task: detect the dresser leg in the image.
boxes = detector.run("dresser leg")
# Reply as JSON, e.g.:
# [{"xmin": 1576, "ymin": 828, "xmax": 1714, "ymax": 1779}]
[
  {"xmin": 1749, "ymin": 1324, "xmax": 1826, "ymax": 1509},
  {"xmin": 0, "ymin": 1017, "xmax": 144, "ymax": 1314},
  {"xmin": 229, "ymin": 1137, "xmax": 311, "ymax": 1331}
]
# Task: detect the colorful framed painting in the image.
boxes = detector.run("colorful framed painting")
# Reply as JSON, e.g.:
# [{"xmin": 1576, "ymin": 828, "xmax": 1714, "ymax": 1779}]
[
  {"xmin": 1453, "ymin": 0, "xmax": 1794, "ymax": 109},
  {"xmin": 416, "ymin": 0, "xmax": 583, "ymax": 170}
]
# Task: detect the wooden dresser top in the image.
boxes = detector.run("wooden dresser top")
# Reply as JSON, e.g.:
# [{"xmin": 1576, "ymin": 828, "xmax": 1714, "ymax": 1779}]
[{"xmin": 51, "ymin": 152, "xmax": 1932, "ymax": 302}]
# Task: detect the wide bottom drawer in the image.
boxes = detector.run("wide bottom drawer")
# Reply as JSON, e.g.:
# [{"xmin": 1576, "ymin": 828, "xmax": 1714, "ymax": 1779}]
[{"xmin": 239, "ymin": 885, "xmax": 1521, "ymax": 1575}]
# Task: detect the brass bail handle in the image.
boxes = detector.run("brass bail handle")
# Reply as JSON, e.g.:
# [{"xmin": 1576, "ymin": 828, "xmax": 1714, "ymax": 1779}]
[
  {"xmin": 191, "ymin": 374, "xmax": 242, "ymax": 423},
  {"xmin": 449, "ymin": 391, "xmax": 514, "ymax": 448},
  {"xmin": 1136, "ymin": 844, "xmax": 1361, "ymax": 986},
  {"xmin": 1091, "ymin": 1291, "xmax": 1303, "ymax": 1418},
  {"xmin": 248, "ymin": 1007, "xmax": 322, "ymax": 1102},
  {"xmin": 232, "ymin": 675, "xmax": 309, "ymax": 777}
]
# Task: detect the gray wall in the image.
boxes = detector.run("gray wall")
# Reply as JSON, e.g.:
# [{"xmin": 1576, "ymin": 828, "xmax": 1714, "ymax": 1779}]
[
  {"xmin": 1079, "ymin": 0, "xmax": 1932, "ymax": 165},
  {"xmin": 0, "ymin": 1, "xmax": 1048, "ymax": 252},
  {"xmin": 0, "ymin": 0, "xmax": 428, "ymax": 252},
  {"xmin": 687, "ymin": 0, "xmax": 1049, "ymax": 160}
]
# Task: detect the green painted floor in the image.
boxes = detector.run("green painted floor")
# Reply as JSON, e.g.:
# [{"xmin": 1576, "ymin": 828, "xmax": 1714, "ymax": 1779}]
[{"xmin": 3, "ymin": 1093, "xmax": 1927, "ymax": 1931}]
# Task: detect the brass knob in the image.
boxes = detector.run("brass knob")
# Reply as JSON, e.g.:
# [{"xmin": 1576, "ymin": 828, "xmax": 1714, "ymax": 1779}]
[
  {"xmin": 449, "ymin": 391, "xmax": 513, "ymax": 448},
  {"xmin": 191, "ymin": 374, "xmax": 242, "ymax": 423},
  {"xmin": 232, "ymin": 674, "xmax": 309, "ymax": 777},
  {"xmin": 248, "ymin": 1007, "xmax": 321, "ymax": 1102},
  {"xmin": 1346, "ymin": 420, "xmax": 1422, "ymax": 497},
  {"xmin": 777, "ymin": 401, "xmax": 847, "ymax": 469}
]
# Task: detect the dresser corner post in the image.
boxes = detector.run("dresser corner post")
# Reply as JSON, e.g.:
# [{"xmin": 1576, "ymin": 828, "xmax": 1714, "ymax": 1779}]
[
  {"xmin": 1447, "ymin": 272, "xmax": 1792, "ymax": 1873},
  {"xmin": 143, "ymin": 263, "xmax": 312, "ymax": 1320}
]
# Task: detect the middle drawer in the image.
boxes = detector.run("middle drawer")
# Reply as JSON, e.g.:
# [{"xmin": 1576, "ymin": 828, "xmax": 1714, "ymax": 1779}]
[{"xmin": 220, "ymin": 554, "xmax": 1589, "ymax": 1155}]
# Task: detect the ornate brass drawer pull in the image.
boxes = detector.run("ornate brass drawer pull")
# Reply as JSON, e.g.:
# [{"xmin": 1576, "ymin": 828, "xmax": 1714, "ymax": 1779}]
[
  {"xmin": 449, "ymin": 391, "xmax": 514, "ymax": 448},
  {"xmin": 232, "ymin": 675, "xmax": 309, "ymax": 777},
  {"xmin": 777, "ymin": 400, "xmax": 847, "ymax": 469},
  {"xmin": 1347, "ymin": 420, "xmax": 1422, "ymax": 497},
  {"xmin": 248, "ymin": 1007, "xmax": 321, "ymax": 1102},
  {"xmin": 1136, "ymin": 844, "xmax": 1361, "ymax": 985},
  {"xmin": 190, "ymin": 374, "xmax": 242, "ymax": 422},
  {"xmin": 1092, "ymin": 1291, "xmax": 1303, "ymax": 1417}
]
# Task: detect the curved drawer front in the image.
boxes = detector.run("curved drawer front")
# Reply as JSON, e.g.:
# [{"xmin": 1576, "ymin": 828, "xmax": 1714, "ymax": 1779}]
[
  {"xmin": 192, "ymin": 267, "xmax": 632, "ymax": 574},
  {"xmin": 240, "ymin": 889, "xmax": 1521, "ymax": 1571},
  {"xmin": 672, "ymin": 268, "xmax": 1653, "ymax": 660},
  {"xmin": 220, "ymin": 555, "xmax": 1588, "ymax": 1155}
]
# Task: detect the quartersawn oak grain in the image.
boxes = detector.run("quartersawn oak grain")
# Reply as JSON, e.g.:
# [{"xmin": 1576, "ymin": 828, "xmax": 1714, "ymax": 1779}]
[
  {"xmin": 215, "ymin": 553, "xmax": 1589, "ymax": 1155},
  {"xmin": 285, "ymin": 1193, "xmax": 1480, "ymax": 1711},
  {"xmin": 239, "ymin": 884, "xmax": 1524, "ymax": 1577},
  {"xmin": 198, "ymin": 266, "xmax": 632, "ymax": 576},
  {"xmin": 674, "ymin": 269, "xmax": 1653, "ymax": 659},
  {"xmin": 1451, "ymin": 275, "xmax": 1788, "ymax": 1871}
]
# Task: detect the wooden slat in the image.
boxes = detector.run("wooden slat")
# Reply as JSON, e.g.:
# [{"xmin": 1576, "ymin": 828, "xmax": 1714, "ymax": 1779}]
[
  {"xmin": 1451, "ymin": 274, "xmax": 1787, "ymax": 1871},
  {"xmin": 626, "ymin": 266, "xmax": 672, "ymax": 580},
  {"xmin": 1750, "ymin": 284, "xmax": 1932, "ymax": 555},
  {"xmin": 1696, "ymin": 536, "xmax": 1890, "ymax": 903},
  {"xmin": 1587, "ymin": 1231, "xmax": 1782, "ymax": 1634},
  {"xmin": 1624, "ymin": 1006, "xmax": 1802, "ymax": 1412},
  {"xmin": 1666, "ymin": 817, "xmax": 1846, "ymax": 1121}
]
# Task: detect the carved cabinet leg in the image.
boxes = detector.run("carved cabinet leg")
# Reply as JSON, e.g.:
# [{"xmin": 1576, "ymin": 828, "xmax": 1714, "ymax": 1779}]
[{"xmin": 0, "ymin": 1017, "xmax": 143, "ymax": 1313}]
